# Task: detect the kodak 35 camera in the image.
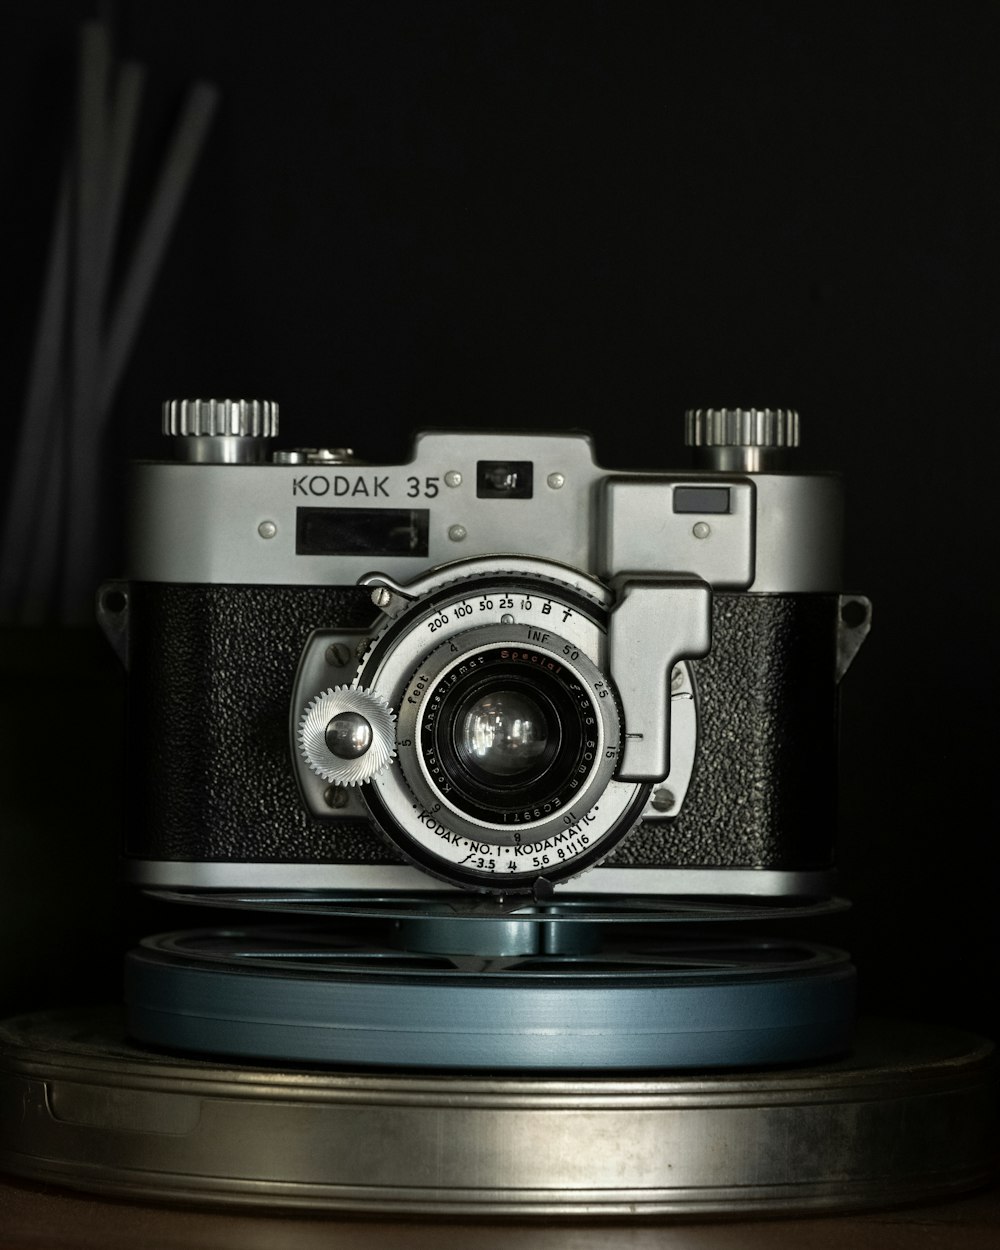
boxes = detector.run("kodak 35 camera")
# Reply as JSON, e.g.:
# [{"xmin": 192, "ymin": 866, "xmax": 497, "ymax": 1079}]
[{"xmin": 98, "ymin": 402, "xmax": 870, "ymax": 901}]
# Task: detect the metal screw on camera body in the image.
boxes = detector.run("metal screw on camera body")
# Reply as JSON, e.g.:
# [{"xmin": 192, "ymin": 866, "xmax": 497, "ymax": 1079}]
[
  {"xmin": 325, "ymin": 642, "xmax": 352, "ymax": 668},
  {"xmin": 651, "ymin": 786, "xmax": 676, "ymax": 813},
  {"xmin": 371, "ymin": 587, "xmax": 394, "ymax": 611},
  {"xmin": 257, "ymin": 520, "xmax": 277, "ymax": 540},
  {"xmin": 547, "ymin": 472, "xmax": 565, "ymax": 490},
  {"xmin": 444, "ymin": 471, "xmax": 462, "ymax": 488},
  {"xmin": 448, "ymin": 525, "xmax": 467, "ymax": 542},
  {"xmin": 323, "ymin": 785, "xmax": 349, "ymax": 810}
]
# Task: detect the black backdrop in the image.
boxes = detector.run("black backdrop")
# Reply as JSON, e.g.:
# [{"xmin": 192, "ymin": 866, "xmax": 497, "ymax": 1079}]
[{"xmin": 1, "ymin": 2, "xmax": 997, "ymax": 1044}]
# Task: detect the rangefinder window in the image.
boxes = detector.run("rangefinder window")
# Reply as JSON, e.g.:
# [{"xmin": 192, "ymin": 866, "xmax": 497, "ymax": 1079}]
[
  {"xmin": 296, "ymin": 507, "xmax": 430, "ymax": 557},
  {"xmin": 476, "ymin": 460, "xmax": 533, "ymax": 498},
  {"xmin": 673, "ymin": 486, "xmax": 731, "ymax": 515}
]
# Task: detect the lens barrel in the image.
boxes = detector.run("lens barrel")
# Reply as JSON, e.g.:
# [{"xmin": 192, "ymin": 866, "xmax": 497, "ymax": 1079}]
[
  {"xmin": 348, "ymin": 569, "xmax": 650, "ymax": 891},
  {"xmin": 420, "ymin": 647, "xmax": 600, "ymax": 823}
]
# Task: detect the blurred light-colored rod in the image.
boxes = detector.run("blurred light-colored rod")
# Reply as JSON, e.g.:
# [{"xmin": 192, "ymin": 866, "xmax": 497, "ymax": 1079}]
[
  {"xmin": 99, "ymin": 59, "xmax": 145, "ymax": 323},
  {"xmin": 45, "ymin": 65, "xmax": 147, "ymax": 622},
  {"xmin": 99, "ymin": 79, "xmax": 220, "ymax": 418},
  {"xmin": 17, "ymin": 386, "xmax": 69, "ymax": 625},
  {"xmin": 61, "ymin": 19, "xmax": 111, "ymax": 625},
  {"xmin": 0, "ymin": 165, "xmax": 71, "ymax": 622},
  {"xmin": 57, "ymin": 78, "xmax": 219, "ymax": 624},
  {"xmin": 18, "ymin": 57, "xmax": 144, "ymax": 626}
]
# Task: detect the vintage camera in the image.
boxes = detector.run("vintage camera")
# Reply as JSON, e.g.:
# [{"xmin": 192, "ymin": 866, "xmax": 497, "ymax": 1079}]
[{"xmin": 98, "ymin": 401, "xmax": 870, "ymax": 903}]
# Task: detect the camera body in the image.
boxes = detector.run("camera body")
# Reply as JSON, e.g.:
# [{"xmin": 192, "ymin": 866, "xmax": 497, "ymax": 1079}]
[{"xmin": 99, "ymin": 403, "xmax": 868, "ymax": 900}]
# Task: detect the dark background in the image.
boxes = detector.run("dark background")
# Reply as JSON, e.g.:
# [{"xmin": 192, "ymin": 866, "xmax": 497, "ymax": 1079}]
[{"xmin": 1, "ymin": 2, "xmax": 997, "ymax": 1046}]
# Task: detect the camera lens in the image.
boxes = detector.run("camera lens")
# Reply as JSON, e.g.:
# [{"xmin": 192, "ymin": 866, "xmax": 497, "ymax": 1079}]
[
  {"xmin": 358, "ymin": 580, "xmax": 645, "ymax": 888},
  {"xmin": 457, "ymin": 690, "xmax": 551, "ymax": 778},
  {"xmin": 419, "ymin": 647, "xmax": 599, "ymax": 824}
]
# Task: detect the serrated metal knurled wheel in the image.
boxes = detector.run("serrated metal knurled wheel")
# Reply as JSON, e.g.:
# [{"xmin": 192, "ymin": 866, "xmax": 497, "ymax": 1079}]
[
  {"xmin": 684, "ymin": 407, "xmax": 800, "ymax": 448},
  {"xmin": 162, "ymin": 398, "xmax": 279, "ymax": 438},
  {"xmin": 298, "ymin": 687, "xmax": 396, "ymax": 786}
]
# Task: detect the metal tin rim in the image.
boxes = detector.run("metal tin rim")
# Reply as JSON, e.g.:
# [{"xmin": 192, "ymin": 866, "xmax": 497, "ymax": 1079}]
[{"xmin": 0, "ymin": 1009, "xmax": 994, "ymax": 1217}]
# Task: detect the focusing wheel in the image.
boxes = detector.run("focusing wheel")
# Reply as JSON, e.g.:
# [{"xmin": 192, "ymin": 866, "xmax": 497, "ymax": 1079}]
[{"xmin": 297, "ymin": 686, "xmax": 396, "ymax": 786}]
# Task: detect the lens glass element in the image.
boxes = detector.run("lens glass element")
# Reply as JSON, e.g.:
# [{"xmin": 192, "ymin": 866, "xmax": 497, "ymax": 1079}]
[
  {"xmin": 459, "ymin": 690, "xmax": 549, "ymax": 778},
  {"xmin": 417, "ymin": 646, "xmax": 600, "ymax": 824}
]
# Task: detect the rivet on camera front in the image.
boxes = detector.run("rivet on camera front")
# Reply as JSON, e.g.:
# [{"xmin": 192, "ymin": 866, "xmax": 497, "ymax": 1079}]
[
  {"xmin": 325, "ymin": 642, "xmax": 352, "ymax": 668},
  {"xmin": 501, "ymin": 613, "xmax": 515, "ymax": 624},
  {"xmin": 692, "ymin": 521, "xmax": 711, "ymax": 540},
  {"xmin": 444, "ymin": 471, "xmax": 462, "ymax": 488},
  {"xmin": 547, "ymin": 472, "xmax": 565, "ymax": 490},
  {"xmin": 651, "ymin": 786, "xmax": 675, "ymax": 812},
  {"xmin": 448, "ymin": 524, "xmax": 467, "ymax": 542},
  {"xmin": 257, "ymin": 520, "xmax": 277, "ymax": 540}
]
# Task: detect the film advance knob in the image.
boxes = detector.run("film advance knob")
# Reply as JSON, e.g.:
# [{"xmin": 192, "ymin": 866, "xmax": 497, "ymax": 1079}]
[
  {"xmin": 298, "ymin": 687, "xmax": 397, "ymax": 786},
  {"xmin": 162, "ymin": 398, "xmax": 279, "ymax": 463},
  {"xmin": 684, "ymin": 407, "xmax": 799, "ymax": 472}
]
